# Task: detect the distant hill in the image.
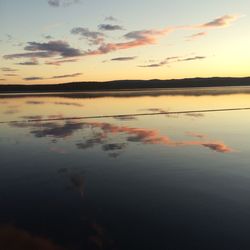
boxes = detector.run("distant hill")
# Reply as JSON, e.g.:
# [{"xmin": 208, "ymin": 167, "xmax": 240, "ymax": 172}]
[{"xmin": 1, "ymin": 77, "xmax": 250, "ymax": 93}]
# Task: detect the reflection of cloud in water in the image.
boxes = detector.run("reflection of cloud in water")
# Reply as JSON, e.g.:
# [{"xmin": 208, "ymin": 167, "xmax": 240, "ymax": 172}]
[
  {"xmin": 76, "ymin": 132, "xmax": 106, "ymax": 149},
  {"xmin": 50, "ymin": 146, "xmax": 67, "ymax": 154},
  {"xmin": 4, "ymin": 109, "xmax": 20, "ymax": 115},
  {"xmin": 140, "ymin": 108, "xmax": 167, "ymax": 113},
  {"xmin": 70, "ymin": 174, "xmax": 85, "ymax": 197},
  {"xmin": 113, "ymin": 115, "xmax": 137, "ymax": 121},
  {"xmin": 11, "ymin": 121, "xmax": 84, "ymax": 138},
  {"xmin": 25, "ymin": 100, "xmax": 83, "ymax": 107},
  {"xmin": 54, "ymin": 101, "xmax": 83, "ymax": 107},
  {"xmin": 102, "ymin": 143, "xmax": 127, "ymax": 158},
  {"xmin": 185, "ymin": 113, "xmax": 204, "ymax": 118},
  {"xmin": 26, "ymin": 101, "xmax": 45, "ymax": 105},
  {"xmin": 0, "ymin": 223, "xmax": 115, "ymax": 250},
  {"xmin": 83, "ymin": 122, "xmax": 232, "ymax": 153},
  {"xmin": 102, "ymin": 143, "xmax": 127, "ymax": 151},
  {"xmin": 21, "ymin": 115, "xmax": 44, "ymax": 120},
  {"xmin": 0, "ymin": 225, "xmax": 64, "ymax": 250},
  {"xmin": 10, "ymin": 120, "xmax": 233, "ymax": 153},
  {"xmin": 47, "ymin": 114, "xmax": 63, "ymax": 119},
  {"xmin": 202, "ymin": 143, "xmax": 232, "ymax": 153}
]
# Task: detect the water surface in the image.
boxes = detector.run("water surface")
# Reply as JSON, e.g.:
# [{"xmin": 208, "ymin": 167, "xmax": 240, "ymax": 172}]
[{"xmin": 1, "ymin": 87, "xmax": 250, "ymax": 250}]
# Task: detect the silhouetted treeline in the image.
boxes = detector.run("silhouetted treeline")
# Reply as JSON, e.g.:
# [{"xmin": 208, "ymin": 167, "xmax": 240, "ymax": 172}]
[{"xmin": 1, "ymin": 77, "xmax": 250, "ymax": 93}]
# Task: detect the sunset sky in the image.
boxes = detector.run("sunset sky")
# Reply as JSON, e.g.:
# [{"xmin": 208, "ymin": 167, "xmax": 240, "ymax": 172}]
[{"xmin": 0, "ymin": 0, "xmax": 249, "ymax": 84}]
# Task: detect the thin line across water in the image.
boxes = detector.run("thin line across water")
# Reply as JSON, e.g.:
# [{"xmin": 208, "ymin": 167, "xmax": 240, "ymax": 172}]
[{"xmin": 1, "ymin": 107, "xmax": 250, "ymax": 124}]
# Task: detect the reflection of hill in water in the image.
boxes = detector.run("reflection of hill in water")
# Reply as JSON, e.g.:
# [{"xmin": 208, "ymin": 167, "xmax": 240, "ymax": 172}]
[{"xmin": 2, "ymin": 86, "xmax": 250, "ymax": 99}]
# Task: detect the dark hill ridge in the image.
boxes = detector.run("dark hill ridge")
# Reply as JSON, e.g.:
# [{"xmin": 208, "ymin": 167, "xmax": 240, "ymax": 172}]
[{"xmin": 1, "ymin": 77, "xmax": 250, "ymax": 93}]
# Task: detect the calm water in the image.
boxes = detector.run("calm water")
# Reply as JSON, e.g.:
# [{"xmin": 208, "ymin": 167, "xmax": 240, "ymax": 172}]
[{"xmin": 1, "ymin": 87, "xmax": 250, "ymax": 250}]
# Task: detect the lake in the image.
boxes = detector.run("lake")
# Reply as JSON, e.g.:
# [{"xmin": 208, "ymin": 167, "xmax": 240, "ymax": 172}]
[{"xmin": 1, "ymin": 87, "xmax": 250, "ymax": 250}]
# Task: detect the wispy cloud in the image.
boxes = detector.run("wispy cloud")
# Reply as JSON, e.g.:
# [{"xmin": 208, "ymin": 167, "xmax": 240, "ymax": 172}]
[
  {"xmin": 3, "ymin": 13, "xmax": 241, "ymax": 66},
  {"xmin": 48, "ymin": 0, "xmax": 80, "ymax": 7},
  {"xmin": 45, "ymin": 58, "xmax": 79, "ymax": 66},
  {"xmin": 4, "ymin": 40, "xmax": 83, "ymax": 60},
  {"xmin": 16, "ymin": 58, "xmax": 39, "ymax": 66},
  {"xmin": 71, "ymin": 27, "xmax": 105, "ymax": 45},
  {"xmin": 86, "ymin": 14, "xmax": 240, "ymax": 57},
  {"xmin": 186, "ymin": 32, "xmax": 207, "ymax": 41},
  {"xmin": 24, "ymin": 77, "xmax": 44, "ymax": 81},
  {"xmin": 84, "ymin": 28, "xmax": 173, "ymax": 56},
  {"xmin": 43, "ymin": 34, "xmax": 54, "ymax": 40},
  {"xmin": 105, "ymin": 16, "xmax": 117, "ymax": 22},
  {"xmin": 110, "ymin": 56, "xmax": 137, "ymax": 62},
  {"xmin": 51, "ymin": 73, "xmax": 82, "ymax": 79},
  {"xmin": 198, "ymin": 15, "xmax": 240, "ymax": 29},
  {"xmin": 98, "ymin": 24, "xmax": 124, "ymax": 31},
  {"xmin": 23, "ymin": 76, "xmax": 42, "ymax": 81},
  {"xmin": 139, "ymin": 55, "xmax": 206, "ymax": 68},
  {"xmin": 23, "ymin": 72, "xmax": 82, "ymax": 81}
]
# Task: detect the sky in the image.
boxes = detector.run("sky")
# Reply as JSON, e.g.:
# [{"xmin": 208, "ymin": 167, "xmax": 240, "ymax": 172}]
[{"xmin": 0, "ymin": 0, "xmax": 250, "ymax": 84}]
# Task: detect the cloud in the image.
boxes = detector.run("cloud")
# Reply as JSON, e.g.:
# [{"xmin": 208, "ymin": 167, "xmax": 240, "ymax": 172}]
[
  {"xmin": 45, "ymin": 58, "xmax": 79, "ymax": 66},
  {"xmin": 43, "ymin": 35, "xmax": 54, "ymax": 39},
  {"xmin": 198, "ymin": 15, "xmax": 240, "ymax": 29},
  {"xmin": 4, "ymin": 51, "xmax": 56, "ymax": 60},
  {"xmin": 25, "ymin": 40, "xmax": 82, "ymax": 57},
  {"xmin": 84, "ymin": 14, "xmax": 240, "ymax": 57},
  {"xmin": 105, "ymin": 16, "xmax": 117, "ymax": 22},
  {"xmin": 1, "ymin": 67, "xmax": 18, "ymax": 72},
  {"xmin": 23, "ymin": 72, "xmax": 82, "ymax": 81},
  {"xmin": 180, "ymin": 56, "xmax": 206, "ymax": 62},
  {"xmin": 0, "ymin": 79, "xmax": 6, "ymax": 81},
  {"xmin": 3, "ymin": 14, "xmax": 240, "ymax": 63},
  {"xmin": 84, "ymin": 28, "xmax": 172, "ymax": 56},
  {"xmin": 23, "ymin": 77, "xmax": 44, "ymax": 81},
  {"xmin": 51, "ymin": 73, "xmax": 82, "ymax": 79},
  {"xmin": 186, "ymin": 32, "xmax": 207, "ymax": 41},
  {"xmin": 110, "ymin": 56, "xmax": 137, "ymax": 61},
  {"xmin": 139, "ymin": 56, "xmax": 206, "ymax": 68},
  {"xmin": 4, "ymin": 40, "xmax": 83, "ymax": 60},
  {"xmin": 71, "ymin": 27, "xmax": 105, "ymax": 45},
  {"xmin": 16, "ymin": 58, "xmax": 39, "ymax": 65},
  {"xmin": 48, "ymin": 0, "xmax": 80, "ymax": 7},
  {"xmin": 139, "ymin": 56, "xmax": 180, "ymax": 68},
  {"xmin": 98, "ymin": 24, "xmax": 124, "ymax": 31}
]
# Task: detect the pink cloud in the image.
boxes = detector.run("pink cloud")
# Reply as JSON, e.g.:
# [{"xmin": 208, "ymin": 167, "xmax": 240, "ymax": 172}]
[
  {"xmin": 84, "ymin": 28, "xmax": 173, "ymax": 56},
  {"xmin": 198, "ymin": 15, "xmax": 240, "ymax": 29},
  {"xmin": 186, "ymin": 32, "xmax": 207, "ymax": 41}
]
